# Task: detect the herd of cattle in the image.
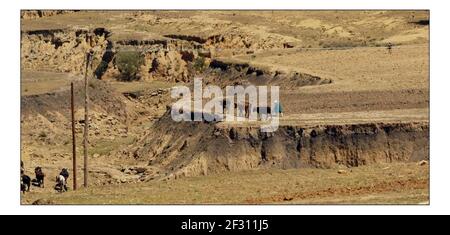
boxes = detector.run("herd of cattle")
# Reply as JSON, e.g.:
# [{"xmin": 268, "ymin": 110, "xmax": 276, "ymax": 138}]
[{"xmin": 20, "ymin": 161, "xmax": 69, "ymax": 194}]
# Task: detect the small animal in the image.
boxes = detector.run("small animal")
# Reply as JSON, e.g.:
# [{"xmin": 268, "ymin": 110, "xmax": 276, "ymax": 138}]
[
  {"xmin": 21, "ymin": 175, "xmax": 31, "ymax": 193},
  {"xmin": 33, "ymin": 167, "xmax": 45, "ymax": 188}
]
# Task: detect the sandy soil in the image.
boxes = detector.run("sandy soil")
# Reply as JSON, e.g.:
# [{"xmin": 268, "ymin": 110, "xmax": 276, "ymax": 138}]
[{"xmin": 20, "ymin": 10, "xmax": 429, "ymax": 204}]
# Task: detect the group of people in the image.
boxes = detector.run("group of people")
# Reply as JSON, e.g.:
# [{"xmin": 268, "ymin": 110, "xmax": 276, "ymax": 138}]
[
  {"xmin": 20, "ymin": 161, "xmax": 70, "ymax": 194},
  {"xmin": 233, "ymin": 100, "xmax": 284, "ymax": 120}
]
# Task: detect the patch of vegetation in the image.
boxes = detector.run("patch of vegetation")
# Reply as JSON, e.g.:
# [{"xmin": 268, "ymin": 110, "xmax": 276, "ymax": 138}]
[
  {"xmin": 90, "ymin": 136, "xmax": 137, "ymax": 156},
  {"xmin": 115, "ymin": 51, "xmax": 144, "ymax": 81},
  {"xmin": 38, "ymin": 131, "xmax": 47, "ymax": 138},
  {"xmin": 193, "ymin": 56, "xmax": 207, "ymax": 71}
]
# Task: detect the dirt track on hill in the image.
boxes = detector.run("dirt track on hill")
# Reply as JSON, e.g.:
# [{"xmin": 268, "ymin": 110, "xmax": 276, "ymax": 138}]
[
  {"xmin": 245, "ymin": 178, "xmax": 428, "ymax": 204},
  {"xmin": 281, "ymin": 88, "xmax": 428, "ymax": 114}
]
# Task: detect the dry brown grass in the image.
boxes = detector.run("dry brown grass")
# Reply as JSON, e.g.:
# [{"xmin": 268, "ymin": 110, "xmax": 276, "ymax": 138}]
[
  {"xmin": 20, "ymin": 10, "xmax": 430, "ymax": 205},
  {"xmin": 233, "ymin": 45, "xmax": 429, "ymax": 93},
  {"xmin": 21, "ymin": 70, "xmax": 78, "ymax": 96},
  {"xmin": 21, "ymin": 162, "xmax": 429, "ymax": 205},
  {"xmin": 21, "ymin": 70, "xmax": 175, "ymax": 96}
]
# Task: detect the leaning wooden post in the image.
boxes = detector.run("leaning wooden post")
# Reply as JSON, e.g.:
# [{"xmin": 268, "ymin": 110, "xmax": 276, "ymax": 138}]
[
  {"xmin": 71, "ymin": 82, "xmax": 77, "ymax": 191},
  {"xmin": 83, "ymin": 51, "xmax": 92, "ymax": 188}
]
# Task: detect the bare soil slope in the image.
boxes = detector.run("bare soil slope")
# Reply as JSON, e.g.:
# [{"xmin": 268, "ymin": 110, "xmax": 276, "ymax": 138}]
[{"xmin": 20, "ymin": 10, "xmax": 429, "ymax": 204}]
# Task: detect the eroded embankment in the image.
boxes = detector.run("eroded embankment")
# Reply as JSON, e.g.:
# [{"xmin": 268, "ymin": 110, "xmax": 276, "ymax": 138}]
[
  {"xmin": 21, "ymin": 27, "xmax": 329, "ymax": 88},
  {"xmin": 21, "ymin": 28, "xmax": 111, "ymax": 74},
  {"xmin": 20, "ymin": 79, "xmax": 135, "ymax": 146},
  {"xmin": 21, "ymin": 10, "xmax": 78, "ymax": 19},
  {"xmin": 21, "ymin": 79, "xmax": 128, "ymax": 119},
  {"xmin": 206, "ymin": 59, "xmax": 332, "ymax": 88},
  {"xmin": 129, "ymin": 111, "xmax": 429, "ymax": 179}
]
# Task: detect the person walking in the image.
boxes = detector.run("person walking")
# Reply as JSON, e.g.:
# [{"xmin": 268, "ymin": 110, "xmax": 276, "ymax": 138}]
[{"xmin": 274, "ymin": 100, "xmax": 284, "ymax": 117}]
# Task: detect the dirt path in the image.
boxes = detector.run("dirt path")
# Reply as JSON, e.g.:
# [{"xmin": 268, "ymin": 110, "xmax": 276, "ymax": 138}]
[
  {"xmin": 217, "ymin": 108, "xmax": 428, "ymax": 128},
  {"xmin": 245, "ymin": 178, "xmax": 429, "ymax": 204}
]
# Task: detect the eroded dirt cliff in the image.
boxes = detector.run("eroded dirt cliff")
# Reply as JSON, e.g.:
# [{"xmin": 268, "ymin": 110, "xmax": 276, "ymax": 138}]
[{"xmin": 127, "ymin": 111, "xmax": 429, "ymax": 180}]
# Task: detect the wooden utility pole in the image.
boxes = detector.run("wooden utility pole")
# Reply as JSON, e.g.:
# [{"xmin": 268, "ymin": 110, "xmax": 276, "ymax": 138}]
[
  {"xmin": 71, "ymin": 82, "xmax": 77, "ymax": 190},
  {"xmin": 83, "ymin": 51, "xmax": 92, "ymax": 187}
]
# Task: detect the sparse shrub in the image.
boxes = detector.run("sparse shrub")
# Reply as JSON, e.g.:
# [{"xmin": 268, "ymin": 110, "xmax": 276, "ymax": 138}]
[
  {"xmin": 193, "ymin": 56, "xmax": 206, "ymax": 71},
  {"xmin": 115, "ymin": 51, "xmax": 143, "ymax": 81},
  {"xmin": 88, "ymin": 80, "xmax": 96, "ymax": 89},
  {"xmin": 38, "ymin": 131, "xmax": 47, "ymax": 138}
]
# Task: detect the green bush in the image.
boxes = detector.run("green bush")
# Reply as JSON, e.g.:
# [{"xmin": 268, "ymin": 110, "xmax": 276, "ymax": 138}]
[{"xmin": 115, "ymin": 51, "xmax": 143, "ymax": 81}]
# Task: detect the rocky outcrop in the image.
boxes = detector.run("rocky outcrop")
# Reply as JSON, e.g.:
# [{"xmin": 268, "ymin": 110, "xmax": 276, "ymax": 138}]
[
  {"xmin": 20, "ymin": 26, "xmax": 306, "ymax": 85},
  {"xmin": 206, "ymin": 59, "xmax": 332, "ymax": 88},
  {"xmin": 20, "ymin": 26, "xmax": 199, "ymax": 83},
  {"xmin": 205, "ymin": 33, "xmax": 277, "ymax": 51},
  {"xmin": 162, "ymin": 30, "xmax": 299, "ymax": 57},
  {"xmin": 140, "ymin": 50, "xmax": 190, "ymax": 82},
  {"xmin": 21, "ymin": 28, "xmax": 110, "ymax": 74},
  {"xmin": 21, "ymin": 10, "xmax": 78, "ymax": 19}
]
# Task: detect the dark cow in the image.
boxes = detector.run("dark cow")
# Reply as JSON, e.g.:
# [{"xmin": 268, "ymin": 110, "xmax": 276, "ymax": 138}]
[
  {"xmin": 20, "ymin": 161, "xmax": 31, "ymax": 193},
  {"xmin": 21, "ymin": 174, "xmax": 31, "ymax": 193},
  {"xmin": 254, "ymin": 106, "xmax": 272, "ymax": 120},
  {"xmin": 20, "ymin": 161, "xmax": 24, "ymax": 175},
  {"xmin": 33, "ymin": 167, "xmax": 45, "ymax": 188}
]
